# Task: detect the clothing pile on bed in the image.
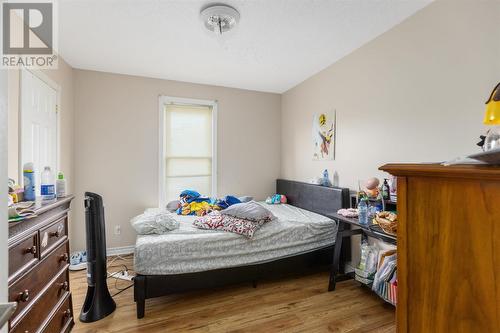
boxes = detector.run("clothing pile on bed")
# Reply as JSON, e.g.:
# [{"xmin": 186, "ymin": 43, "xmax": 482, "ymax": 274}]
[
  {"xmin": 131, "ymin": 201, "xmax": 274, "ymax": 239},
  {"xmin": 176, "ymin": 190, "xmax": 242, "ymax": 216},
  {"xmin": 193, "ymin": 201, "xmax": 275, "ymax": 238},
  {"xmin": 131, "ymin": 190, "xmax": 275, "ymax": 238}
]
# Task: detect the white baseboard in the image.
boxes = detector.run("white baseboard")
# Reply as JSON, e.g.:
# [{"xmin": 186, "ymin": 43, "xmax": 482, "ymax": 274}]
[
  {"xmin": 106, "ymin": 245, "xmax": 134, "ymax": 256},
  {"xmin": 71, "ymin": 245, "xmax": 134, "ymax": 256}
]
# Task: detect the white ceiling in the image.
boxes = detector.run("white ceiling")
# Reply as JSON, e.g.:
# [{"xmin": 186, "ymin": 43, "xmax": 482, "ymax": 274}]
[{"xmin": 59, "ymin": 0, "xmax": 432, "ymax": 93}]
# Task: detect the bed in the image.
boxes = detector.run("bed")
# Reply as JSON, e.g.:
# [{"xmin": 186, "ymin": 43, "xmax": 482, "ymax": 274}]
[{"xmin": 133, "ymin": 179, "xmax": 350, "ymax": 318}]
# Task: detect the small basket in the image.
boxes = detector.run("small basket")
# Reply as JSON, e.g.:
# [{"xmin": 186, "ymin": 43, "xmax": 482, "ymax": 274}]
[{"xmin": 373, "ymin": 212, "xmax": 397, "ymax": 235}]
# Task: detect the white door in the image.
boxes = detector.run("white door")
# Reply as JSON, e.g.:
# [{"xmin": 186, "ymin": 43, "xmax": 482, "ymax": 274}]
[{"xmin": 20, "ymin": 70, "xmax": 58, "ymax": 196}]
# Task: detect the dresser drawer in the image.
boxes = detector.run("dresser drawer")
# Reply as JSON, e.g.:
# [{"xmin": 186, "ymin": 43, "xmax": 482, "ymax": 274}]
[
  {"xmin": 8, "ymin": 233, "xmax": 38, "ymax": 283},
  {"xmin": 41, "ymin": 295, "xmax": 73, "ymax": 333},
  {"xmin": 39, "ymin": 217, "xmax": 67, "ymax": 258},
  {"xmin": 9, "ymin": 241, "xmax": 69, "ymax": 325},
  {"xmin": 10, "ymin": 269, "xmax": 70, "ymax": 333}
]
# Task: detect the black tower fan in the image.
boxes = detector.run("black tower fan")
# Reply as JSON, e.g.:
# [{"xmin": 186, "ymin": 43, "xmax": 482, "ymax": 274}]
[{"xmin": 80, "ymin": 192, "xmax": 116, "ymax": 322}]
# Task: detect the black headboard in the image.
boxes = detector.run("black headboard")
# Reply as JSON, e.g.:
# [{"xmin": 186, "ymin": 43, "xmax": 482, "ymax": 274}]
[{"xmin": 276, "ymin": 179, "xmax": 350, "ymax": 217}]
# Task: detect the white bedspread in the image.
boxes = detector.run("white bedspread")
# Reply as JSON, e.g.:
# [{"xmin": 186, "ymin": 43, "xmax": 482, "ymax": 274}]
[{"xmin": 134, "ymin": 203, "xmax": 337, "ymax": 275}]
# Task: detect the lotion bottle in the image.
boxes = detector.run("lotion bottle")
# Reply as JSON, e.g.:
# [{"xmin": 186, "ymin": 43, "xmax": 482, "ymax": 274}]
[{"xmin": 56, "ymin": 172, "xmax": 66, "ymax": 198}]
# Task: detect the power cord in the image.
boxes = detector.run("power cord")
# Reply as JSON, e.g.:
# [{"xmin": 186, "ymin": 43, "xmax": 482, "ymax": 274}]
[
  {"xmin": 111, "ymin": 277, "xmax": 134, "ymax": 297},
  {"xmin": 107, "ymin": 264, "xmax": 129, "ymax": 278},
  {"xmin": 106, "ymin": 254, "xmax": 135, "ymax": 297},
  {"xmin": 107, "ymin": 253, "xmax": 132, "ymax": 267}
]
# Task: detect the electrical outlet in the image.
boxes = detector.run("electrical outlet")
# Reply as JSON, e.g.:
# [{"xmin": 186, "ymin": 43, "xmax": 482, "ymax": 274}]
[{"xmin": 114, "ymin": 225, "xmax": 121, "ymax": 235}]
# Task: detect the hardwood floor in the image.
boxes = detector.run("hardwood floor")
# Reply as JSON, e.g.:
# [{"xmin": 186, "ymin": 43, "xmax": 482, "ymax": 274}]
[{"xmin": 70, "ymin": 255, "xmax": 395, "ymax": 333}]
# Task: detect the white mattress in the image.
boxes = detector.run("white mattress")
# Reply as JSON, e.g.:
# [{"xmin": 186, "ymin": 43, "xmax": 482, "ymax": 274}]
[{"xmin": 134, "ymin": 203, "xmax": 337, "ymax": 275}]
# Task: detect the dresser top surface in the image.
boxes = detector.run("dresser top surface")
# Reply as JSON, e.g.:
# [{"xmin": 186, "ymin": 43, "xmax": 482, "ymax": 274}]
[
  {"xmin": 380, "ymin": 163, "xmax": 500, "ymax": 179},
  {"xmin": 30, "ymin": 196, "xmax": 74, "ymax": 215},
  {"xmin": 9, "ymin": 196, "xmax": 74, "ymax": 243}
]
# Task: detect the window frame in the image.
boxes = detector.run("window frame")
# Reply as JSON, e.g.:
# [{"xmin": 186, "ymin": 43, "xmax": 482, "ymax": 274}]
[{"xmin": 158, "ymin": 96, "xmax": 217, "ymax": 207}]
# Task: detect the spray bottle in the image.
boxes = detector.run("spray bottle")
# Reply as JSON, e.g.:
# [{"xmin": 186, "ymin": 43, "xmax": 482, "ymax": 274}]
[{"xmin": 23, "ymin": 162, "xmax": 36, "ymax": 201}]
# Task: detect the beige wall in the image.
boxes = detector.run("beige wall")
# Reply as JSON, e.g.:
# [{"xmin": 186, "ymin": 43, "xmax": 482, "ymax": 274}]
[
  {"xmin": 73, "ymin": 70, "xmax": 281, "ymax": 250},
  {"xmin": 281, "ymin": 0, "xmax": 500, "ymax": 190}
]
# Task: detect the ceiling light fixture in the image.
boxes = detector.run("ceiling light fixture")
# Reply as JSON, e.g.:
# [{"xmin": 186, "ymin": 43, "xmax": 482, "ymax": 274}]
[{"xmin": 200, "ymin": 4, "xmax": 240, "ymax": 35}]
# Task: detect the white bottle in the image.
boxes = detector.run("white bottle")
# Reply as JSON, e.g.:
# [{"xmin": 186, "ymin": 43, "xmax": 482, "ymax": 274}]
[
  {"xmin": 56, "ymin": 172, "xmax": 66, "ymax": 198},
  {"xmin": 41, "ymin": 166, "xmax": 56, "ymax": 200}
]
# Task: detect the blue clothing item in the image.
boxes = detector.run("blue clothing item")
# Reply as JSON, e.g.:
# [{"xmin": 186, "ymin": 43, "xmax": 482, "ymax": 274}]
[
  {"xmin": 180, "ymin": 189, "xmax": 201, "ymax": 198},
  {"xmin": 179, "ymin": 189, "xmax": 201, "ymax": 203},
  {"xmin": 215, "ymin": 195, "xmax": 241, "ymax": 210},
  {"xmin": 225, "ymin": 195, "xmax": 241, "ymax": 206},
  {"xmin": 176, "ymin": 190, "xmax": 241, "ymax": 214}
]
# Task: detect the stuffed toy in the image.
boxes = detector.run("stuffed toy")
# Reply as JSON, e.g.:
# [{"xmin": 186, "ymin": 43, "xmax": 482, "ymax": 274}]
[
  {"xmin": 265, "ymin": 194, "xmax": 287, "ymax": 204},
  {"xmin": 364, "ymin": 177, "xmax": 380, "ymax": 198}
]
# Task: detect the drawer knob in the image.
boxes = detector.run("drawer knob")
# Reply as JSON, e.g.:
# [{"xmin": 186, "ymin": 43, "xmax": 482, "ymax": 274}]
[
  {"xmin": 59, "ymin": 253, "xmax": 69, "ymax": 262},
  {"xmin": 64, "ymin": 309, "xmax": 71, "ymax": 318},
  {"xmin": 25, "ymin": 246, "xmax": 37, "ymax": 255},
  {"xmin": 60, "ymin": 281, "xmax": 69, "ymax": 291},
  {"xmin": 50, "ymin": 225, "xmax": 64, "ymax": 238},
  {"xmin": 18, "ymin": 289, "xmax": 29, "ymax": 303}
]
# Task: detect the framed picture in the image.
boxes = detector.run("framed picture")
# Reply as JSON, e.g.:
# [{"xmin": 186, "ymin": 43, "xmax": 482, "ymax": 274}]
[{"xmin": 312, "ymin": 110, "xmax": 336, "ymax": 160}]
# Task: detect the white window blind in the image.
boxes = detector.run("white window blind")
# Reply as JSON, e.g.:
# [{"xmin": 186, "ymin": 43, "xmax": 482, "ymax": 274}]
[{"xmin": 163, "ymin": 103, "xmax": 214, "ymax": 202}]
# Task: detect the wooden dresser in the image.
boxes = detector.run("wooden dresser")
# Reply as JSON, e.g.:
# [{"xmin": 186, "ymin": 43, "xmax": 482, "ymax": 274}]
[
  {"xmin": 380, "ymin": 164, "xmax": 500, "ymax": 333},
  {"xmin": 8, "ymin": 197, "xmax": 75, "ymax": 333}
]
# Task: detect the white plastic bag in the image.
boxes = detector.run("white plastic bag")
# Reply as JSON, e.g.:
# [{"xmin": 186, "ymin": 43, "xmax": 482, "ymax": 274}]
[{"xmin": 130, "ymin": 209, "xmax": 180, "ymax": 235}]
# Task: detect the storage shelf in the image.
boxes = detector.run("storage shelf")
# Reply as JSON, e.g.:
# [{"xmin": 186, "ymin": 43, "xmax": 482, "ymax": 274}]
[{"xmin": 329, "ymin": 213, "xmax": 397, "ymax": 244}]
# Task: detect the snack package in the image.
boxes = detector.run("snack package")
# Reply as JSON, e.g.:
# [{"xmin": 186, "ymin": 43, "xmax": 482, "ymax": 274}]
[{"xmin": 358, "ymin": 240, "xmax": 379, "ymax": 273}]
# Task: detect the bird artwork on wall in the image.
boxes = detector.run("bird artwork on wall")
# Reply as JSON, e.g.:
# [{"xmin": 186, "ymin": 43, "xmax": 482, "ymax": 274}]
[{"xmin": 312, "ymin": 110, "xmax": 336, "ymax": 160}]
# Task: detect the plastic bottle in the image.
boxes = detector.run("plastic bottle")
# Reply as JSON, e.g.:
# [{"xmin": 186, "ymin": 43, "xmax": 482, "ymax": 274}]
[
  {"xmin": 322, "ymin": 169, "xmax": 332, "ymax": 187},
  {"xmin": 41, "ymin": 166, "xmax": 56, "ymax": 200},
  {"xmin": 358, "ymin": 198, "xmax": 369, "ymax": 226},
  {"xmin": 382, "ymin": 178, "xmax": 390, "ymax": 200},
  {"xmin": 23, "ymin": 162, "xmax": 36, "ymax": 201},
  {"xmin": 56, "ymin": 172, "xmax": 66, "ymax": 198}
]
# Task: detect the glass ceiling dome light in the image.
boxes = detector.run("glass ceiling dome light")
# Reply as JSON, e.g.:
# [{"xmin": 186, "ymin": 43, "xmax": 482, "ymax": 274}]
[{"xmin": 200, "ymin": 4, "xmax": 240, "ymax": 35}]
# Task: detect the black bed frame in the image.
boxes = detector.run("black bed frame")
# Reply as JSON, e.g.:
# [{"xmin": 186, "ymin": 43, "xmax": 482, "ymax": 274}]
[{"xmin": 133, "ymin": 179, "xmax": 350, "ymax": 318}]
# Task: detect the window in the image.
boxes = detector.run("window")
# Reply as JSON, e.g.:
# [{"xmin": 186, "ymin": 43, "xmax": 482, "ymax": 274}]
[
  {"xmin": 159, "ymin": 97, "xmax": 217, "ymax": 206},
  {"xmin": 20, "ymin": 69, "xmax": 59, "ymax": 195}
]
